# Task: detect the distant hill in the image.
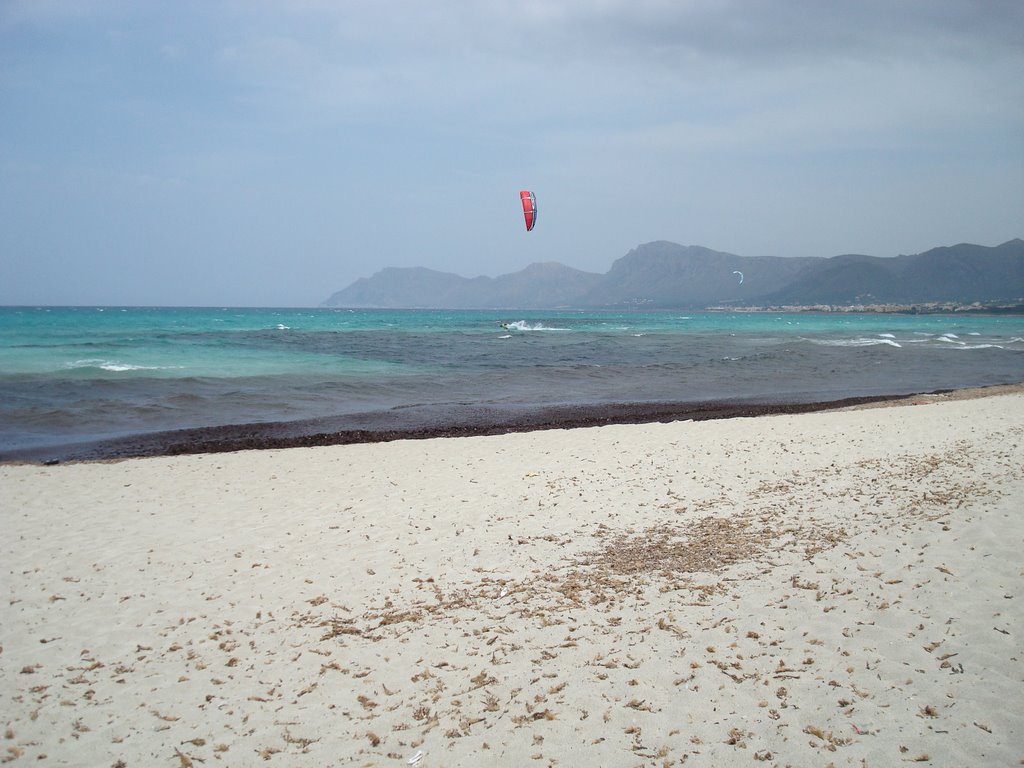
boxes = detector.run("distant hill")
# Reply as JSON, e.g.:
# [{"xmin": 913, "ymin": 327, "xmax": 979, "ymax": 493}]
[
  {"xmin": 321, "ymin": 239, "xmax": 1024, "ymax": 309},
  {"xmin": 323, "ymin": 262, "xmax": 601, "ymax": 309},
  {"xmin": 582, "ymin": 243, "xmax": 816, "ymax": 308},
  {"xmin": 760, "ymin": 240, "xmax": 1024, "ymax": 305}
]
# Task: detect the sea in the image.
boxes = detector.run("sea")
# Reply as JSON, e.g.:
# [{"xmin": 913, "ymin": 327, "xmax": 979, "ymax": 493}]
[{"xmin": 1, "ymin": 306, "xmax": 1022, "ymax": 461}]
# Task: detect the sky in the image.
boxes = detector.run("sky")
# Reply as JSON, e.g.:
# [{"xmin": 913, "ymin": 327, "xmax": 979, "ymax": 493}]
[{"xmin": 1, "ymin": 0, "xmax": 1022, "ymax": 307}]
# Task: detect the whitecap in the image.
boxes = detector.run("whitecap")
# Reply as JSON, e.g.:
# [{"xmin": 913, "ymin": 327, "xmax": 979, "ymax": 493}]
[
  {"xmin": 100, "ymin": 363, "xmax": 151, "ymax": 372},
  {"xmin": 102, "ymin": 362, "xmax": 184, "ymax": 372},
  {"xmin": 808, "ymin": 337, "xmax": 901, "ymax": 348},
  {"xmin": 504, "ymin": 321, "xmax": 570, "ymax": 332},
  {"xmin": 65, "ymin": 359, "xmax": 183, "ymax": 372}
]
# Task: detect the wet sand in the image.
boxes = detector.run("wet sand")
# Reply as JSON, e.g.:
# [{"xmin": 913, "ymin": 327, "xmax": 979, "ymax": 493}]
[{"xmin": 1, "ymin": 385, "xmax": 1022, "ymax": 766}]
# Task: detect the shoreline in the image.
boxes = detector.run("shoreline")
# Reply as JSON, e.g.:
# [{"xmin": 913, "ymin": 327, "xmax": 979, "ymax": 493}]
[{"xmin": 4, "ymin": 382, "xmax": 1023, "ymax": 464}]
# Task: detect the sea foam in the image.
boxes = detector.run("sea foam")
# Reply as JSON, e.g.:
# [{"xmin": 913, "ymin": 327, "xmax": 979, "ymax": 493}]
[{"xmin": 66, "ymin": 359, "xmax": 182, "ymax": 372}]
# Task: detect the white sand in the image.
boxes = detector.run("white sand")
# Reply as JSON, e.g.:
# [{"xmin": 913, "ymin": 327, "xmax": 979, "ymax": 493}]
[{"xmin": 2, "ymin": 390, "xmax": 1023, "ymax": 767}]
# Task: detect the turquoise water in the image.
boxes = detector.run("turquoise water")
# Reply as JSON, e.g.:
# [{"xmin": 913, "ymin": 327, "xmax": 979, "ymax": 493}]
[
  {"xmin": 4, "ymin": 306, "xmax": 1019, "ymax": 376},
  {"xmin": 2, "ymin": 306, "xmax": 1022, "ymax": 456}
]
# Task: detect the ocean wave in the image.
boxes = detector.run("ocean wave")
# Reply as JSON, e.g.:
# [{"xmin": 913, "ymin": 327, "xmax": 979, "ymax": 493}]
[
  {"xmin": 65, "ymin": 359, "xmax": 183, "ymax": 372},
  {"xmin": 806, "ymin": 337, "xmax": 902, "ymax": 348},
  {"xmin": 807, "ymin": 334, "xmax": 1017, "ymax": 350},
  {"xmin": 501, "ymin": 321, "xmax": 570, "ymax": 332},
  {"xmin": 942, "ymin": 343, "xmax": 1004, "ymax": 350}
]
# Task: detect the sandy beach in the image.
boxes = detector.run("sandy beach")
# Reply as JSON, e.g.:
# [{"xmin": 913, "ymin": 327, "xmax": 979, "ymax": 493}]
[{"xmin": 2, "ymin": 387, "xmax": 1022, "ymax": 767}]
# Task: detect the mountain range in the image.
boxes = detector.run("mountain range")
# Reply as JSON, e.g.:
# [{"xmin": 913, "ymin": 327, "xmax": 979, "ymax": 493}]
[{"xmin": 321, "ymin": 239, "xmax": 1024, "ymax": 309}]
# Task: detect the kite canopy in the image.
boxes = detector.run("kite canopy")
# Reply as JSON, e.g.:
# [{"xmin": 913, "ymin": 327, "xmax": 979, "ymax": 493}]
[{"xmin": 519, "ymin": 190, "xmax": 537, "ymax": 231}]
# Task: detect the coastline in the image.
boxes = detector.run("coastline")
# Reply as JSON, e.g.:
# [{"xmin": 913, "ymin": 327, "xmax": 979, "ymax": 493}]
[
  {"xmin": 2, "ymin": 384, "xmax": 1022, "ymax": 766},
  {"xmin": 4, "ymin": 382, "xmax": 1023, "ymax": 464}
]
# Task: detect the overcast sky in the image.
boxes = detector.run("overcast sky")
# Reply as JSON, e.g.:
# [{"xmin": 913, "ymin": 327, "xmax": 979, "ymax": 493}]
[{"xmin": 2, "ymin": 0, "xmax": 1022, "ymax": 306}]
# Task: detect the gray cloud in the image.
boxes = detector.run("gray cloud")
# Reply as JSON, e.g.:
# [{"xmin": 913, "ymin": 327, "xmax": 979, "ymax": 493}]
[{"xmin": 1, "ymin": 0, "xmax": 1021, "ymax": 305}]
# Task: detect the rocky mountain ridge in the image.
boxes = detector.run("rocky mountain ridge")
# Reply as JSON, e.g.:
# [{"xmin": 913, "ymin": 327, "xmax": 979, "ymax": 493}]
[{"xmin": 322, "ymin": 239, "xmax": 1024, "ymax": 309}]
